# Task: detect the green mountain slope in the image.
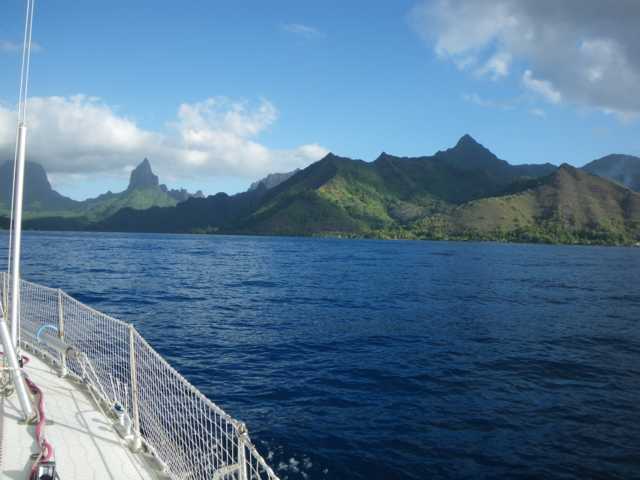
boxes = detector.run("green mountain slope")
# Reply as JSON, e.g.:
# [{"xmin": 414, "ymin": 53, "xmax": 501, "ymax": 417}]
[
  {"xmin": 449, "ymin": 165, "xmax": 640, "ymax": 243},
  {"xmin": 94, "ymin": 187, "xmax": 269, "ymax": 233},
  {"xmin": 0, "ymin": 161, "xmax": 80, "ymax": 214},
  {"xmin": 238, "ymin": 135, "xmax": 556, "ymax": 236},
  {"xmin": 236, "ymin": 142, "xmax": 639, "ymax": 244},
  {"xmin": 245, "ymin": 154, "xmax": 400, "ymax": 234},
  {"xmin": 78, "ymin": 159, "xmax": 178, "ymax": 219},
  {"xmin": 79, "ymin": 187, "xmax": 178, "ymax": 220},
  {"xmin": 582, "ymin": 154, "xmax": 640, "ymax": 192}
]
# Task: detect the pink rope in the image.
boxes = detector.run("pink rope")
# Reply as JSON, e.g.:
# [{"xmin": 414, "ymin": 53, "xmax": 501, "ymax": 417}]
[{"xmin": 19, "ymin": 355, "xmax": 55, "ymax": 478}]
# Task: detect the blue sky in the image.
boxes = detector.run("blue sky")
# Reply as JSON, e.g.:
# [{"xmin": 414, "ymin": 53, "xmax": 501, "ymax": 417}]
[{"xmin": 1, "ymin": 0, "xmax": 639, "ymax": 199}]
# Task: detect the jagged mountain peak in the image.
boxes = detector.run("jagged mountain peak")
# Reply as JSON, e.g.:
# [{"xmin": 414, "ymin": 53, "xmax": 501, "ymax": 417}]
[
  {"xmin": 451, "ymin": 134, "xmax": 494, "ymax": 157},
  {"xmin": 375, "ymin": 152, "xmax": 397, "ymax": 162},
  {"xmin": 455, "ymin": 134, "xmax": 480, "ymax": 148},
  {"xmin": 319, "ymin": 152, "xmax": 340, "ymax": 162},
  {"xmin": 128, "ymin": 158, "xmax": 159, "ymax": 190},
  {"xmin": 433, "ymin": 134, "xmax": 504, "ymax": 173}
]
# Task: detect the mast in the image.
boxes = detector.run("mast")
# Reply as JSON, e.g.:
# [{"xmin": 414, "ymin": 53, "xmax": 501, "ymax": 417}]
[
  {"xmin": 9, "ymin": 125, "xmax": 27, "ymax": 347},
  {"xmin": 0, "ymin": 0, "xmax": 36, "ymax": 421},
  {"xmin": 9, "ymin": 0, "xmax": 35, "ymax": 347}
]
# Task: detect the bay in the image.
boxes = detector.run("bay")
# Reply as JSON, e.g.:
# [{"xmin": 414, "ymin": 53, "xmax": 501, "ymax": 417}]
[{"xmin": 1, "ymin": 231, "xmax": 639, "ymax": 479}]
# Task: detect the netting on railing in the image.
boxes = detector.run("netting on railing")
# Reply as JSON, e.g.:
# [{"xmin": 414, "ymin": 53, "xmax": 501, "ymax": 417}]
[{"xmin": 0, "ymin": 272, "xmax": 279, "ymax": 480}]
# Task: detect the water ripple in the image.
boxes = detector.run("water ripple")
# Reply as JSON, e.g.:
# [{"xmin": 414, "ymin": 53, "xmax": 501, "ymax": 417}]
[{"xmin": 1, "ymin": 232, "xmax": 639, "ymax": 479}]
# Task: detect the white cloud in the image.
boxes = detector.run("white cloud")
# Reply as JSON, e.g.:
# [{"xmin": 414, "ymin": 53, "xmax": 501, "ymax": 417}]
[
  {"xmin": 281, "ymin": 23, "xmax": 323, "ymax": 38},
  {"xmin": 476, "ymin": 51, "xmax": 511, "ymax": 80},
  {"xmin": 522, "ymin": 70, "xmax": 561, "ymax": 104},
  {"xmin": 175, "ymin": 98, "xmax": 277, "ymax": 139},
  {"xmin": 0, "ymin": 40, "xmax": 42, "ymax": 53},
  {"xmin": 0, "ymin": 95, "xmax": 159, "ymax": 175},
  {"xmin": 410, "ymin": 0, "xmax": 640, "ymax": 119},
  {"xmin": 410, "ymin": 0, "xmax": 517, "ymax": 58},
  {"xmin": 0, "ymin": 95, "xmax": 329, "ymax": 186}
]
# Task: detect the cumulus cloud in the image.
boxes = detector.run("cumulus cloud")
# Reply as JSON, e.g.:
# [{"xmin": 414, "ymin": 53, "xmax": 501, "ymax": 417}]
[
  {"xmin": 410, "ymin": 0, "xmax": 640, "ymax": 119},
  {"xmin": 281, "ymin": 23, "xmax": 323, "ymax": 38},
  {"xmin": 522, "ymin": 70, "xmax": 561, "ymax": 104},
  {"xmin": 0, "ymin": 95, "xmax": 159, "ymax": 175},
  {"xmin": 0, "ymin": 95, "xmax": 328, "ymax": 184}
]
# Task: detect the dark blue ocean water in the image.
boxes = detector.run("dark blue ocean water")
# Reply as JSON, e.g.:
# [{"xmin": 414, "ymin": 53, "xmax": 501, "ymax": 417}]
[{"xmin": 1, "ymin": 231, "xmax": 639, "ymax": 480}]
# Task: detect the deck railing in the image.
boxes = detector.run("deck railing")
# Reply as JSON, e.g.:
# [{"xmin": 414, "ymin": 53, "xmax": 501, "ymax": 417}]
[{"xmin": 1, "ymin": 272, "xmax": 279, "ymax": 480}]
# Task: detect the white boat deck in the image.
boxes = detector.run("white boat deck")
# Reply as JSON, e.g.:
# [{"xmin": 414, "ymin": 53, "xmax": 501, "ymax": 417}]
[{"xmin": 1, "ymin": 351, "xmax": 160, "ymax": 480}]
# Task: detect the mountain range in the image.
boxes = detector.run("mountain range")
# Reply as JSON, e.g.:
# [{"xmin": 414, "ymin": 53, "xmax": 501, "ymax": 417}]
[
  {"xmin": 0, "ymin": 157, "xmax": 203, "ymax": 222},
  {"xmin": 2, "ymin": 135, "xmax": 640, "ymax": 245}
]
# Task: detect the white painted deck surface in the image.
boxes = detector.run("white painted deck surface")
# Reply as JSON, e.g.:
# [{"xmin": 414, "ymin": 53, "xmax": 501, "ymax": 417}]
[{"xmin": 1, "ymin": 352, "xmax": 159, "ymax": 480}]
